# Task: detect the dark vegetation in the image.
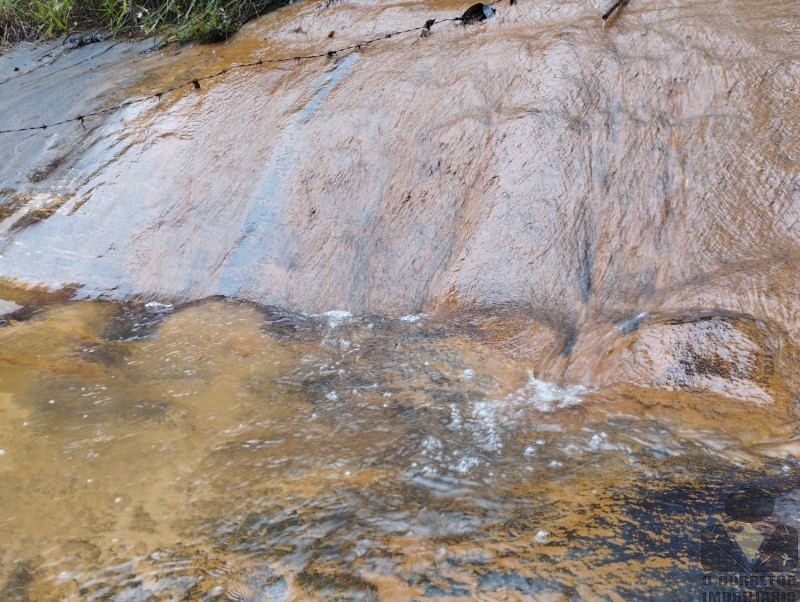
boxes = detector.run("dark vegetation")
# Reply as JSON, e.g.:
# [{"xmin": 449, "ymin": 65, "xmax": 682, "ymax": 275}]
[{"xmin": 0, "ymin": 0, "xmax": 291, "ymax": 46}]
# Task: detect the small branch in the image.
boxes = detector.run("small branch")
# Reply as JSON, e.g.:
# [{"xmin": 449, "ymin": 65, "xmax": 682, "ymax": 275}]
[{"xmin": 602, "ymin": 0, "xmax": 630, "ymax": 25}]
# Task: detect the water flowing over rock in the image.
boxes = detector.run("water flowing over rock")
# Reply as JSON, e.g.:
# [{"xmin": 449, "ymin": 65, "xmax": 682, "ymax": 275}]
[
  {"xmin": 0, "ymin": 0, "xmax": 798, "ymax": 404},
  {"xmin": 573, "ymin": 310, "xmax": 800, "ymax": 406}
]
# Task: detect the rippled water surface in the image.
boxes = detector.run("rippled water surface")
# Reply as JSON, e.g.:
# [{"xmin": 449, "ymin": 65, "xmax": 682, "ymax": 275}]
[{"xmin": 1, "ymin": 300, "xmax": 798, "ymax": 600}]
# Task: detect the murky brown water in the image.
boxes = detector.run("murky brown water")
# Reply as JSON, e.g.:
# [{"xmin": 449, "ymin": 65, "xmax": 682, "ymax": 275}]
[{"xmin": 0, "ymin": 299, "xmax": 797, "ymax": 600}]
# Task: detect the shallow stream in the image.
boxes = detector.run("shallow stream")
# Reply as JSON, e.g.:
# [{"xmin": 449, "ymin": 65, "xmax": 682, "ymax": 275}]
[{"xmin": 1, "ymin": 299, "xmax": 797, "ymax": 599}]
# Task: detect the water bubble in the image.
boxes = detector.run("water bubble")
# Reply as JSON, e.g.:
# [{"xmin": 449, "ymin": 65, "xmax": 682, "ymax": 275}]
[
  {"xmin": 447, "ymin": 404, "xmax": 462, "ymax": 429},
  {"xmin": 451, "ymin": 455, "xmax": 479, "ymax": 473},
  {"xmin": 588, "ymin": 432, "xmax": 608, "ymax": 451},
  {"xmin": 422, "ymin": 436, "xmax": 443, "ymax": 452}
]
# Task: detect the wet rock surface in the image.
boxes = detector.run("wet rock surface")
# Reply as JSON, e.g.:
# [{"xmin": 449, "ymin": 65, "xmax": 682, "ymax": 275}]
[
  {"xmin": 0, "ymin": 0, "xmax": 800, "ymax": 402},
  {"xmin": 0, "ymin": 299, "xmax": 22, "ymax": 317},
  {"xmin": 0, "ymin": 0, "xmax": 798, "ymax": 403},
  {"xmin": 574, "ymin": 310, "xmax": 800, "ymax": 407}
]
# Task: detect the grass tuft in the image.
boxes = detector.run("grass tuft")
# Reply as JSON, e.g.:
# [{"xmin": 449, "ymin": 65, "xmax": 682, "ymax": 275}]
[{"xmin": 0, "ymin": 0, "xmax": 290, "ymax": 47}]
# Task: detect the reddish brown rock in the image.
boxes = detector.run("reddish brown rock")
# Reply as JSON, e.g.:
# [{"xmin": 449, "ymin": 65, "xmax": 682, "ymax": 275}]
[{"xmin": 580, "ymin": 310, "xmax": 800, "ymax": 407}]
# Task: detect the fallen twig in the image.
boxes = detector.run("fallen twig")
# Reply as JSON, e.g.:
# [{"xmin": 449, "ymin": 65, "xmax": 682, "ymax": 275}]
[{"xmin": 602, "ymin": 0, "xmax": 630, "ymax": 26}]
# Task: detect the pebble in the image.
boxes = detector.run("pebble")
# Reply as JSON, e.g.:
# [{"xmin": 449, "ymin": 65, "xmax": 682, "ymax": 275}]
[{"xmin": 534, "ymin": 530, "xmax": 549, "ymax": 543}]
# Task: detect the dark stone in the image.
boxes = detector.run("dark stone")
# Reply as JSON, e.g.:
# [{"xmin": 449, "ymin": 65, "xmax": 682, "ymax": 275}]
[
  {"xmin": 295, "ymin": 569, "xmax": 378, "ymax": 598},
  {"xmin": 461, "ymin": 3, "xmax": 495, "ymax": 22},
  {"xmin": 2, "ymin": 561, "xmax": 34, "ymax": 601},
  {"xmin": 725, "ymin": 488, "xmax": 774, "ymax": 523}
]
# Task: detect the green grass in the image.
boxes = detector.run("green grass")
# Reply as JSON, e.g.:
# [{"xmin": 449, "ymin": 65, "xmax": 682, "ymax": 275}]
[{"xmin": 0, "ymin": 0, "xmax": 289, "ymax": 46}]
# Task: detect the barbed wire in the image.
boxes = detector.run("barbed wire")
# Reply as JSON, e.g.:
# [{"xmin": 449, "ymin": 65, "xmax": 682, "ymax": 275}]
[{"xmin": 0, "ymin": 0, "xmax": 622, "ymax": 136}]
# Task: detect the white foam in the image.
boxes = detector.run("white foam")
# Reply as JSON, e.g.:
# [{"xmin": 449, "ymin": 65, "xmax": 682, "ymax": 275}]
[
  {"xmin": 144, "ymin": 301, "xmax": 173, "ymax": 313},
  {"xmin": 400, "ymin": 313, "xmax": 427, "ymax": 323},
  {"xmin": 451, "ymin": 455, "xmax": 480, "ymax": 474},
  {"xmin": 437, "ymin": 374, "xmax": 591, "ymax": 460},
  {"xmin": 517, "ymin": 374, "xmax": 588, "ymax": 411},
  {"xmin": 318, "ymin": 310, "xmax": 352, "ymax": 328}
]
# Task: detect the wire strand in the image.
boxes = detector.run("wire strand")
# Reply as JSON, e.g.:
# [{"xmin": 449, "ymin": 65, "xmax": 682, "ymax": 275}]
[{"xmin": 0, "ymin": 1, "xmax": 621, "ymax": 136}]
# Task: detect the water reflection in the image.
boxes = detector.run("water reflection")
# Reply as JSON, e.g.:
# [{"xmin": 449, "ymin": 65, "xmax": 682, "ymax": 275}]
[{"xmin": 0, "ymin": 299, "xmax": 797, "ymax": 600}]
